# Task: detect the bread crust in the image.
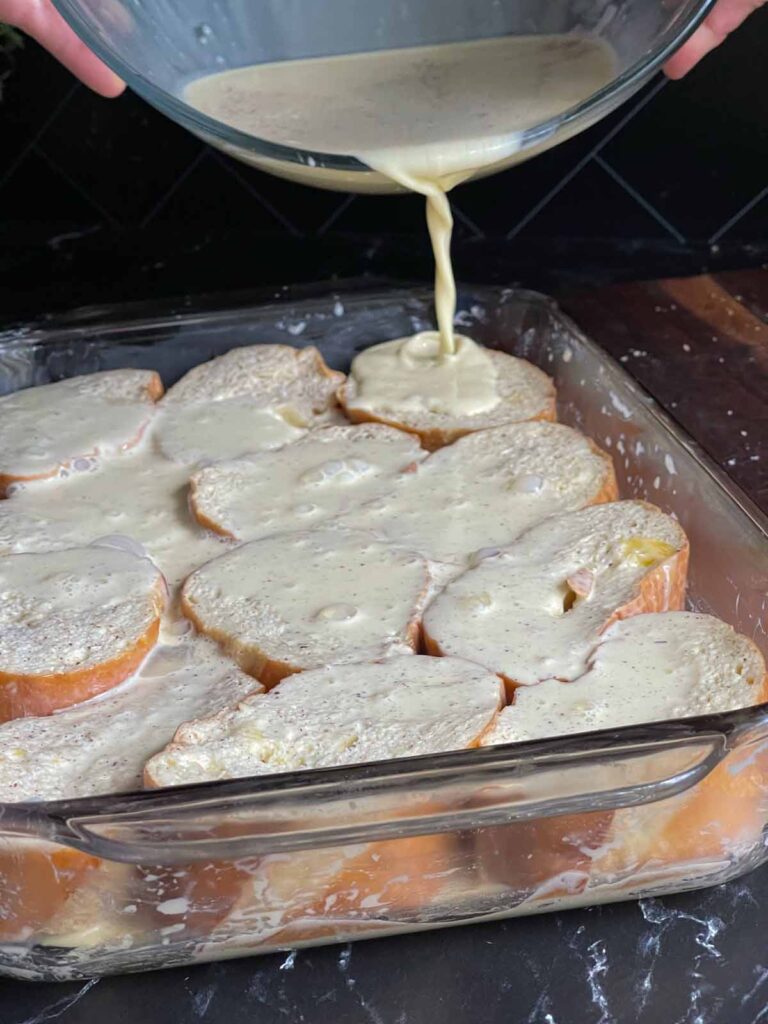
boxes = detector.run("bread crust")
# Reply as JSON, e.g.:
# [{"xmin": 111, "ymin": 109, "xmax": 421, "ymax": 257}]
[
  {"xmin": 0, "ymin": 842, "xmax": 102, "ymax": 941},
  {"xmin": 0, "ymin": 568, "xmax": 166, "ymax": 721},
  {"xmin": 339, "ymin": 396, "xmax": 557, "ymax": 452},
  {"xmin": 0, "ymin": 617, "xmax": 161, "ymax": 722},
  {"xmin": 142, "ymin": 373, "xmax": 165, "ymax": 403},
  {"xmin": 187, "ymin": 493, "xmax": 235, "ymax": 539},
  {"xmin": 180, "ymin": 592, "xmax": 297, "ymax": 688}
]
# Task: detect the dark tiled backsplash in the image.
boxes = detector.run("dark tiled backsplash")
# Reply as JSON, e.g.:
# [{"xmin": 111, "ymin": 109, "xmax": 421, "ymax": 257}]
[{"xmin": 0, "ymin": 11, "xmax": 767, "ymax": 316}]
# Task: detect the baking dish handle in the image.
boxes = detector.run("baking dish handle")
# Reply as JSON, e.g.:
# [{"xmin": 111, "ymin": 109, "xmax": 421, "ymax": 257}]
[{"xmin": 38, "ymin": 726, "xmax": 741, "ymax": 864}]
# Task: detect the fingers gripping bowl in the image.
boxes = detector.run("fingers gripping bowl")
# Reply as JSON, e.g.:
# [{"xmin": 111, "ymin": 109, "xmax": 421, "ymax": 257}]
[{"xmin": 0, "ymin": 285, "xmax": 767, "ymax": 981}]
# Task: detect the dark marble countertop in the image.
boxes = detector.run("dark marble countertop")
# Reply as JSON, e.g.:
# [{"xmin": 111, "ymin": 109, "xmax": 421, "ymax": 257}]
[
  {"xmin": 3, "ymin": 882, "xmax": 768, "ymax": 1024},
  {"xmin": 2, "ymin": 269, "xmax": 768, "ymax": 1024}
]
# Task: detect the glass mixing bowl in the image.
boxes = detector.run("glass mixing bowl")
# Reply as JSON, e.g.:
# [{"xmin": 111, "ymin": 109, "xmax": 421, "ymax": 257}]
[{"xmin": 51, "ymin": 0, "xmax": 715, "ymax": 193}]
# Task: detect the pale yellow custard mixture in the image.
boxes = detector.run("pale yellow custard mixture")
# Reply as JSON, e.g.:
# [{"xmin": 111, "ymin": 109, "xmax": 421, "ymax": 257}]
[{"xmin": 185, "ymin": 34, "xmax": 616, "ymax": 408}]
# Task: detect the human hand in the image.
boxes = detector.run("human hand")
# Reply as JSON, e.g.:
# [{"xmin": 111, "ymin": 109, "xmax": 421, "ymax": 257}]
[
  {"xmin": 1, "ymin": 0, "xmax": 124, "ymax": 96},
  {"xmin": 664, "ymin": 0, "xmax": 766, "ymax": 78}
]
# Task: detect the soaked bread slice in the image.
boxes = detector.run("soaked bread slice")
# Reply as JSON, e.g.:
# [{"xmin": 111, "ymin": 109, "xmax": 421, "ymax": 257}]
[
  {"xmin": 0, "ymin": 369, "xmax": 163, "ymax": 496},
  {"xmin": 189, "ymin": 424, "xmax": 426, "ymax": 541},
  {"xmin": 0, "ymin": 448, "xmax": 231, "ymax": 593},
  {"xmin": 424, "ymin": 501, "xmax": 688, "ymax": 692},
  {"xmin": 482, "ymin": 612, "xmax": 766, "ymax": 745},
  {"xmin": 181, "ymin": 529, "xmax": 430, "ymax": 687},
  {"xmin": 339, "ymin": 421, "xmax": 617, "ymax": 568},
  {"xmin": 0, "ymin": 840, "xmax": 103, "ymax": 944},
  {"xmin": 163, "ymin": 344, "xmax": 345, "ymax": 424},
  {"xmin": 155, "ymin": 399, "xmax": 307, "ymax": 465},
  {"xmin": 340, "ymin": 346, "xmax": 556, "ymax": 450},
  {"xmin": 141, "ymin": 656, "xmax": 502, "ymax": 944},
  {"xmin": 145, "ymin": 655, "xmax": 504, "ymax": 786},
  {"xmin": 475, "ymin": 613, "xmax": 767, "ymax": 903},
  {"xmin": 0, "ymin": 642, "xmax": 258, "ymax": 942},
  {"xmin": 0, "ymin": 641, "xmax": 259, "ymax": 802},
  {"xmin": 0, "ymin": 546, "xmax": 167, "ymax": 720}
]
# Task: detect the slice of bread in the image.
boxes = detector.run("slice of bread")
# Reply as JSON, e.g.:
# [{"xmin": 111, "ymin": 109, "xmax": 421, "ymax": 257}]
[
  {"xmin": 145, "ymin": 655, "xmax": 503, "ymax": 786},
  {"xmin": 164, "ymin": 344, "xmax": 344, "ymax": 425},
  {"xmin": 0, "ymin": 641, "xmax": 258, "ymax": 942},
  {"xmin": 0, "ymin": 369, "xmax": 163, "ymax": 496},
  {"xmin": 475, "ymin": 612, "xmax": 767, "ymax": 905},
  {"xmin": 424, "ymin": 501, "xmax": 688, "ymax": 692},
  {"xmin": 0, "ymin": 447, "xmax": 230, "ymax": 592},
  {"xmin": 155, "ymin": 399, "xmax": 307, "ymax": 465},
  {"xmin": 0, "ymin": 640, "xmax": 259, "ymax": 802},
  {"xmin": 593, "ymin": 738, "xmax": 768, "ymax": 887},
  {"xmin": 229, "ymin": 826, "xmax": 460, "ymax": 950},
  {"xmin": 340, "ymin": 346, "xmax": 556, "ymax": 450},
  {"xmin": 482, "ymin": 612, "xmax": 767, "ymax": 747},
  {"xmin": 180, "ymin": 529, "xmax": 430, "ymax": 687},
  {"xmin": 339, "ymin": 421, "xmax": 618, "ymax": 567},
  {"xmin": 0, "ymin": 546, "xmax": 167, "ymax": 720},
  {"xmin": 0, "ymin": 839, "xmax": 103, "ymax": 943},
  {"xmin": 190, "ymin": 424, "xmax": 426, "ymax": 541},
  {"xmin": 134, "ymin": 829, "xmax": 459, "ymax": 950},
  {"xmin": 141, "ymin": 656, "xmax": 501, "ymax": 945}
]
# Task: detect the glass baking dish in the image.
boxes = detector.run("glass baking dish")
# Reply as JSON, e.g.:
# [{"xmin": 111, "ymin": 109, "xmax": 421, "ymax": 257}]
[{"xmin": 0, "ymin": 284, "xmax": 767, "ymax": 982}]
